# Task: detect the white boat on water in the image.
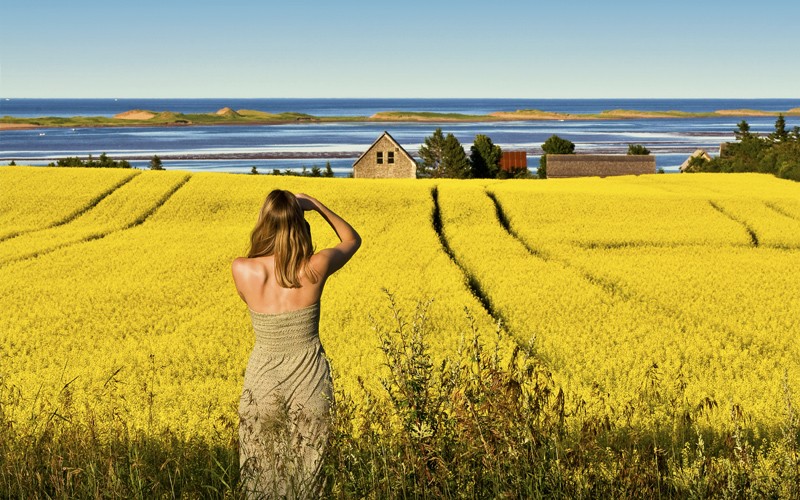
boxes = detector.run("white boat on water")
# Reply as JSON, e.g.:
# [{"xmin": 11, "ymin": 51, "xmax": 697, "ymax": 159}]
[{"xmin": 38, "ymin": 132, "xmax": 45, "ymax": 136}]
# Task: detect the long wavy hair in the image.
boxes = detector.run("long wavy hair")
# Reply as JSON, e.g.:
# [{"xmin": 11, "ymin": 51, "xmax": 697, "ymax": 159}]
[{"xmin": 247, "ymin": 189, "xmax": 318, "ymax": 288}]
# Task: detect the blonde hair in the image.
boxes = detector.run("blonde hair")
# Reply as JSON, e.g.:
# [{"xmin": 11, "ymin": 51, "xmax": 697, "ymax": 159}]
[{"xmin": 247, "ymin": 189, "xmax": 319, "ymax": 288}]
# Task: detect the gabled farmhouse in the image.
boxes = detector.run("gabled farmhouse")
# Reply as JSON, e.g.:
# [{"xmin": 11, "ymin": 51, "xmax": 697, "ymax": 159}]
[{"xmin": 353, "ymin": 131, "xmax": 417, "ymax": 178}]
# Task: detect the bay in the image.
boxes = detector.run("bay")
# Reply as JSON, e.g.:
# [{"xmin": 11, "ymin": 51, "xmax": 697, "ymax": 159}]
[{"xmin": 2, "ymin": 99, "xmax": 799, "ymax": 176}]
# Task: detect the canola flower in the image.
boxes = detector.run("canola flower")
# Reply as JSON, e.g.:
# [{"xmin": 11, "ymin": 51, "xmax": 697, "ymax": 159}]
[
  {"xmin": 1, "ymin": 167, "xmax": 798, "ymax": 446},
  {"xmin": 488, "ymin": 174, "xmax": 800, "ymax": 429},
  {"xmin": 0, "ymin": 166, "xmax": 137, "ymax": 240},
  {"xmin": 0, "ymin": 170, "xmax": 189, "ymax": 265}
]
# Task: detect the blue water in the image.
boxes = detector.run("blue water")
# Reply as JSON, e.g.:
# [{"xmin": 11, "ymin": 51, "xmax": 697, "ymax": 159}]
[
  {"xmin": 2, "ymin": 98, "xmax": 799, "ymax": 118},
  {"xmin": 2, "ymin": 99, "xmax": 798, "ymax": 176}
]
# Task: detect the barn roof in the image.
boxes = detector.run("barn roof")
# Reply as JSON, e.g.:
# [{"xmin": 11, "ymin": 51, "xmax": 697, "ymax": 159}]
[
  {"xmin": 352, "ymin": 131, "xmax": 417, "ymax": 167},
  {"xmin": 547, "ymin": 154, "xmax": 655, "ymax": 178}
]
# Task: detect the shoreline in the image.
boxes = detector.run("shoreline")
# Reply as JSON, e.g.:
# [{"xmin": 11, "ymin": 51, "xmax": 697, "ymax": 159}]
[
  {"xmin": 4, "ymin": 151, "xmax": 364, "ymax": 162},
  {"xmin": 2, "ymin": 107, "xmax": 799, "ymax": 131},
  {"xmin": 0, "ymin": 145, "xmax": 715, "ymax": 163}
]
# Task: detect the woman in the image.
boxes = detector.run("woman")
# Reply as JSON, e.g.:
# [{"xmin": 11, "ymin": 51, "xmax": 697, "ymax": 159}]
[{"xmin": 231, "ymin": 190, "xmax": 361, "ymax": 498}]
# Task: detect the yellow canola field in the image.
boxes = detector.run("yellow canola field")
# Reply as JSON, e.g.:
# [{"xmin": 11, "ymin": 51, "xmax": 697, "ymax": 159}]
[
  {"xmin": 489, "ymin": 173, "xmax": 800, "ymax": 428},
  {"xmin": 561, "ymin": 246, "xmax": 800, "ymax": 414},
  {"xmin": 0, "ymin": 171, "xmax": 190, "ymax": 265},
  {"xmin": 0, "ymin": 166, "xmax": 137, "ymax": 240},
  {"xmin": 1, "ymin": 169, "xmax": 498, "ymax": 441},
  {"xmin": 1, "ymin": 167, "xmax": 798, "ymax": 441}
]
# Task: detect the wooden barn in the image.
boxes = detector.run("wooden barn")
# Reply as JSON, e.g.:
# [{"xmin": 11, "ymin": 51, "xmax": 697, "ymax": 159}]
[
  {"xmin": 352, "ymin": 131, "xmax": 417, "ymax": 178},
  {"xmin": 500, "ymin": 151, "xmax": 528, "ymax": 173},
  {"xmin": 546, "ymin": 154, "xmax": 656, "ymax": 178}
]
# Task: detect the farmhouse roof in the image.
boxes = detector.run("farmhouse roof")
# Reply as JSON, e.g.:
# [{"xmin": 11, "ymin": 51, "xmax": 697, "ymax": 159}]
[
  {"xmin": 680, "ymin": 149, "xmax": 713, "ymax": 172},
  {"xmin": 353, "ymin": 131, "xmax": 417, "ymax": 167},
  {"xmin": 547, "ymin": 154, "xmax": 656, "ymax": 178}
]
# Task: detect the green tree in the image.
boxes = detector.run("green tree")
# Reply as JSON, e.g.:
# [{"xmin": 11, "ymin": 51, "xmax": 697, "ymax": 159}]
[
  {"xmin": 693, "ymin": 115, "xmax": 800, "ymax": 181},
  {"xmin": 250, "ymin": 166, "xmax": 259, "ymax": 175},
  {"xmin": 469, "ymin": 134, "xmax": 502, "ymax": 178},
  {"xmin": 684, "ymin": 154, "xmax": 711, "ymax": 173},
  {"xmin": 8, "ymin": 160, "xmax": 16, "ymax": 166},
  {"xmin": 98, "ymin": 153, "xmax": 114, "ymax": 168},
  {"xmin": 627, "ymin": 144, "xmax": 651, "ymax": 155},
  {"xmin": 417, "ymin": 128, "xmax": 446, "ymax": 178},
  {"xmin": 310, "ymin": 165, "xmax": 322, "ymax": 177},
  {"xmin": 539, "ymin": 135, "xmax": 575, "ymax": 179},
  {"xmin": 734, "ymin": 120, "xmax": 752, "ymax": 141},
  {"xmin": 324, "ymin": 161, "xmax": 334, "ymax": 177},
  {"xmin": 497, "ymin": 165, "xmax": 532, "ymax": 179},
  {"xmin": 769, "ymin": 114, "xmax": 789, "ymax": 143},
  {"xmin": 149, "ymin": 155, "xmax": 164, "ymax": 170},
  {"xmin": 442, "ymin": 134, "xmax": 470, "ymax": 178},
  {"xmin": 418, "ymin": 128, "xmax": 470, "ymax": 178}
]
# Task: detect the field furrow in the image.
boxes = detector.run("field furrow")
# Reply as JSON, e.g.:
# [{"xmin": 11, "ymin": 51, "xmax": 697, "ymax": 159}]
[
  {"xmin": 2, "ymin": 167, "xmax": 799, "ymax": 444},
  {"xmin": 711, "ymin": 198, "xmax": 800, "ymax": 248},
  {"xmin": 0, "ymin": 174, "xmax": 500, "ymax": 439},
  {"xmin": 440, "ymin": 180, "xmax": 800, "ymax": 428},
  {"xmin": 0, "ymin": 171, "xmax": 190, "ymax": 266},
  {"xmin": 0, "ymin": 167, "xmax": 139, "ymax": 241}
]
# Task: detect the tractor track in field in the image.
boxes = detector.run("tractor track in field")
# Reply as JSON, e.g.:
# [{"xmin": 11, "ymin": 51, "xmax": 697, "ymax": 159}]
[
  {"xmin": 485, "ymin": 189, "xmax": 760, "ymax": 354},
  {"xmin": 0, "ymin": 175, "xmax": 191, "ymax": 268},
  {"xmin": 0, "ymin": 172, "xmax": 141, "ymax": 243},
  {"xmin": 430, "ymin": 186, "xmax": 512, "ymax": 335},
  {"xmin": 708, "ymin": 200, "xmax": 759, "ymax": 247},
  {"xmin": 486, "ymin": 190, "xmax": 636, "ymax": 303},
  {"xmin": 763, "ymin": 200, "xmax": 800, "ymax": 222}
]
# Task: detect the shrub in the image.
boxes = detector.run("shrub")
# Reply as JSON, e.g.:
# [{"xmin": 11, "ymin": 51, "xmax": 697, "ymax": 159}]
[{"xmin": 627, "ymin": 144, "xmax": 651, "ymax": 155}]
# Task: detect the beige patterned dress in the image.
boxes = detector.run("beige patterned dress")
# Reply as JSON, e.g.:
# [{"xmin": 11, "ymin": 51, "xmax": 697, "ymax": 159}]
[{"xmin": 238, "ymin": 301, "xmax": 333, "ymax": 499}]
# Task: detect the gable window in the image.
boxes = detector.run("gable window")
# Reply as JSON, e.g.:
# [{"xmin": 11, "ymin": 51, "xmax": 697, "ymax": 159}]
[
  {"xmin": 388, "ymin": 151, "xmax": 395, "ymax": 164},
  {"xmin": 377, "ymin": 151, "xmax": 383, "ymax": 164}
]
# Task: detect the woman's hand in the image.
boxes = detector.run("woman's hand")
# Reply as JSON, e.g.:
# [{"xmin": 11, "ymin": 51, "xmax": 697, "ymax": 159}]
[{"xmin": 294, "ymin": 193, "xmax": 318, "ymax": 212}]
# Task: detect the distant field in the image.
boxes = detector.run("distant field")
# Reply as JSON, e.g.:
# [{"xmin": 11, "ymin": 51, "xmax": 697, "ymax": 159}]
[{"xmin": 2, "ymin": 166, "xmax": 799, "ymax": 445}]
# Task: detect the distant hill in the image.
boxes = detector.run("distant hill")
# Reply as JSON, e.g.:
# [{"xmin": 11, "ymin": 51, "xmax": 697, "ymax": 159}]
[{"xmin": 114, "ymin": 110, "xmax": 156, "ymax": 120}]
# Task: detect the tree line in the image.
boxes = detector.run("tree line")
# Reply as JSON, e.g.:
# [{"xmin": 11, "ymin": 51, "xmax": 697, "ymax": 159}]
[
  {"xmin": 28, "ymin": 154, "xmax": 165, "ymax": 170},
  {"xmin": 683, "ymin": 114, "xmax": 800, "ymax": 181},
  {"xmin": 415, "ymin": 127, "xmax": 650, "ymax": 179}
]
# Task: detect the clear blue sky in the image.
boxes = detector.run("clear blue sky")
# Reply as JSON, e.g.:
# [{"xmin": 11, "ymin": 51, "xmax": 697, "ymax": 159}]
[{"xmin": 1, "ymin": 0, "xmax": 798, "ymax": 98}]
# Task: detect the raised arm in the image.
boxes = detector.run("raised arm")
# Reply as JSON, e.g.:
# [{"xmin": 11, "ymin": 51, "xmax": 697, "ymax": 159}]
[{"xmin": 296, "ymin": 193, "xmax": 361, "ymax": 277}]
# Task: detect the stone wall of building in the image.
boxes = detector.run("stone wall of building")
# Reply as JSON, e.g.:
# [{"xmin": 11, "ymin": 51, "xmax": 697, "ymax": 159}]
[
  {"xmin": 547, "ymin": 154, "xmax": 656, "ymax": 178},
  {"xmin": 353, "ymin": 134, "xmax": 416, "ymax": 178}
]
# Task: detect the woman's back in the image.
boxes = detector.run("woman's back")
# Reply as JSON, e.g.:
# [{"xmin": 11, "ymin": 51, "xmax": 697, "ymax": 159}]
[{"xmin": 233, "ymin": 254, "xmax": 326, "ymax": 315}]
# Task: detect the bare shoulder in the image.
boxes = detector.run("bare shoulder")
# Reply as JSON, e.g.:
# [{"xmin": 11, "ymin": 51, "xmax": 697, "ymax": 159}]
[
  {"xmin": 231, "ymin": 257, "xmax": 249, "ymax": 277},
  {"xmin": 307, "ymin": 251, "xmax": 326, "ymax": 275},
  {"xmin": 231, "ymin": 257, "xmax": 267, "ymax": 282}
]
